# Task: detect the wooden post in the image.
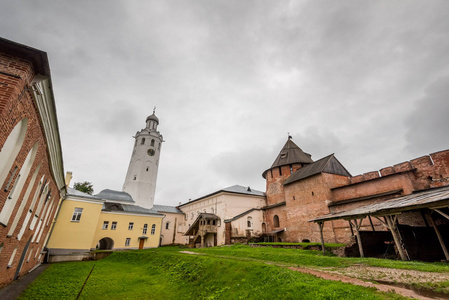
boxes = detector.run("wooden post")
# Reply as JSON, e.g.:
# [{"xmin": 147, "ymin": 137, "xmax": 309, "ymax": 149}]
[
  {"xmin": 384, "ymin": 215, "xmax": 408, "ymax": 261},
  {"xmin": 427, "ymin": 211, "xmax": 449, "ymax": 261},
  {"xmin": 349, "ymin": 218, "xmax": 365, "ymax": 258},
  {"xmin": 318, "ymin": 222, "xmax": 325, "ymax": 254}
]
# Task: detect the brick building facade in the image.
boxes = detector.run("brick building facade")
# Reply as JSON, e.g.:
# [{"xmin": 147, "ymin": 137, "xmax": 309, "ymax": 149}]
[
  {"xmin": 0, "ymin": 38, "xmax": 65, "ymax": 287},
  {"xmin": 263, "ymin": 137, "xmax": 449, "ymax": 260}
]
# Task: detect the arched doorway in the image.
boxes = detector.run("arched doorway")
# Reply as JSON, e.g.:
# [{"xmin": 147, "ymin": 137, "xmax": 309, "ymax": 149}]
[{"xmin": 98, "ymin": 237, "xmax": 114, "ymax": 250}]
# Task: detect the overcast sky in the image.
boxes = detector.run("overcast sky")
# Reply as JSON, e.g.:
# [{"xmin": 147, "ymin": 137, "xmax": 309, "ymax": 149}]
[{"xmin": 1, "ymin": 1, "xmax": 449, "ymax": 206}]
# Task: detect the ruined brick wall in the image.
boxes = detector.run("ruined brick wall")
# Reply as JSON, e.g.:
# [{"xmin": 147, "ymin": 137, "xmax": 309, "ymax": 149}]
[{"xmin": 0, "ymin": 51, "xmax": 62, "ymax": 287}]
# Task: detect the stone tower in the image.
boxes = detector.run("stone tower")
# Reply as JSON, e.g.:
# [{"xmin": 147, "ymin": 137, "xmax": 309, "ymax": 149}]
[
  {"xmin": 122, "ymin": 110, "xmax": 163, "ymax": 208},
  {"xmin": 262, "ymin": 137, "xmax": 314, "ymax": 206}
]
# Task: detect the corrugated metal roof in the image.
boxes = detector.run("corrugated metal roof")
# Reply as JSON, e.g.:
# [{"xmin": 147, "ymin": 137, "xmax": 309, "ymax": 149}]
[
  {"xmin": 221, "ymin": 185, "xmax": 265, "ymax": 196},
  {"xmin": 178, "ymin": 185, "xmax": 265, "ymax": 207},
  {"xmin": 96, "ymin": 189, "xmax": 135, "ymax": 203},
  {"xmin": 224, "ymin": 208, "xmax": 260, "ymax": 223},
  {"xmin": 263, "ymin": 139, "xmax": 314, "ymax": 178},
  {"xmin": 102, "ymin": 201, "xmax": 163, "ymax": 216},
  {"xmin": 284, "ymin": 154, "xmax": 351, "ymax": 186},
  {"xmin": 153, "ymin": 204, "xmax": 183, "ymax": 214},
  {"xmin": 310, "ymin": 186, "xmax": 449, "ymax": 223},
  {"xmin": 67, "ymin": 187, "xmax": 101, "ymax": 200}
]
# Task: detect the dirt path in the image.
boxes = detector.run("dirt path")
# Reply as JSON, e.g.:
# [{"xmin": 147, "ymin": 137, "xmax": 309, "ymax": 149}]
[{"xmin": 289, "ymin": 267, "xmax": 446, "ymax": 300}]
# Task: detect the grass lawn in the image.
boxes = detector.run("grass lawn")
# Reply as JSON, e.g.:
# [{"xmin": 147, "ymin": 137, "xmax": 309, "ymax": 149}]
[
  {"xmin": 19, "ymin": 246, "xmax": 412, "ymax": 300},
  {"xmin": 193, "ymin": 244, "xmax": 449, "ymax": 273}
]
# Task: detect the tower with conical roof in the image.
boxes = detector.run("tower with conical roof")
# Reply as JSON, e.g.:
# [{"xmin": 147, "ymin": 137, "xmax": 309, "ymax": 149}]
[
  {"xmin": 263, "ymin": 137, "xmax": 313, "ymax": 206},
  {"xmin": 122, "ymin": 110, "xmax": 163, "ymax": 208}
]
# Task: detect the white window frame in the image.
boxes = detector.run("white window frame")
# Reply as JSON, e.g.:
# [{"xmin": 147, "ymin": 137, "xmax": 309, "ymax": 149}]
[
  {"xmin": 151, "ymin": 224, "xmax": 156, "ymax": 235},
  {"xmin": 103, "ymin": 221, "xmax": 109, "ymax": 229},
  {"xmin": 143, "ymin": 224, "xmax": 148, "ymax": 234},
  {"xmin": 71, "ymin": 207, "xmax": 83, "ymax": 222},
  {"xmin": 111, "ymin": 221, "xmax": 117, "ymax": 230},
  {"xmin": 125, "ymin": 238, "xmax": 131, "ymax": 246},
  {"xmin": 128, "ymin": 222, "xmax": 134, "ymax": 230}
]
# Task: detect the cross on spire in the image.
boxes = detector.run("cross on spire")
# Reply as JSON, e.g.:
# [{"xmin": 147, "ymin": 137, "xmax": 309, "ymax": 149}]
[{"xmin": 153, "ymin": 106, "xmax": 156, "ymax": 114}]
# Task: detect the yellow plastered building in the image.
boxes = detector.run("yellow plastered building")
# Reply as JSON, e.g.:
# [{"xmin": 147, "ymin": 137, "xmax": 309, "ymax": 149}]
[{"xmin": 47, "ymin": 187, "xmax": 163, "ymax": 262}]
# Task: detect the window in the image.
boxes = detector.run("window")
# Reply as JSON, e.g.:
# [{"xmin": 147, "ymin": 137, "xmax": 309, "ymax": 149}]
[
  {"xmin": 8, "ymin": 247, "xmax": 17, "ymax": 268},
  {"xmin": 151, "ymin": 224, "xmax": 156, "ymax": 235},
  {"xmin": 128, "ymin": 222, "xmax": 134, "ymax": 230},
  {"xmin": 247, "ymin": 216, "xmax": 252, "ymax": 228},
  {"xmin": 273, "ymin": 215, "xmax": 280, "ymax": 228},
  {"xmin": 143, "ymin": 224, "xmax": 148, "ymax": 234},
  {"xmin": 146, "ymin": 167, "xmax": 149, "ymax": 172},
  {"xmin": 151, "ymin": 139, "xmax": 155, "ymax": 146},
  {"xmin": 71, "ymin": 208, "xmax": 83, "ymax": 222},
  {"xmin": 133, "ymin": 175, "xmax": 136, "ymax": 180},
  {"xmin": 111, "ymin": 221, "xmax": 117, "ymax": 230},
  {"xmin": 125, "ymin": 238, "xmax": 131, "ymax": 246},
  {"xmin": 103, "ymin": 221, "xmax": 109, "ymax": 229},
  {"xmin": 165, "ymin": 222, "xmax": 170, "ymax": 230},
  {"xmin": 141, "ymin": 138, "xmax": 145, "ymax": 145}
]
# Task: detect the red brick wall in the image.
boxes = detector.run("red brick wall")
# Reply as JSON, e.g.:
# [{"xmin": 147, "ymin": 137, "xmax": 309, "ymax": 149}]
[{"xmin": 0, "ymin": 52, "xmax": 61, "ymax": 287}]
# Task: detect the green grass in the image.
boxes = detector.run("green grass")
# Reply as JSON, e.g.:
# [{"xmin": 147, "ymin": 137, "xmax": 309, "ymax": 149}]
[
  {"xmin": 252, "ymin": 242, "xmax": 346, "ymax": 248},
  {"xmin": 192, "ymin": 244, "xmax": 449, "ymax": 273},
  {"xmin": 20, "ymin": 247, "xmax": 406, "ymax": 300}
]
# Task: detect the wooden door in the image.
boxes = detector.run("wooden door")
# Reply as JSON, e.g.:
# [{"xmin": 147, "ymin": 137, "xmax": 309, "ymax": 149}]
[{"xmin": 139, "ymin": 239, "xmax": 144, "ymax": 249}]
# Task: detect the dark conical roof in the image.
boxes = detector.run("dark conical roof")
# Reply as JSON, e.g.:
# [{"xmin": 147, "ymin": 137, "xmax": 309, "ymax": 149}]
[{"xmin": 262, "ymin": 138, "xmax": 314, "ymax": 178}]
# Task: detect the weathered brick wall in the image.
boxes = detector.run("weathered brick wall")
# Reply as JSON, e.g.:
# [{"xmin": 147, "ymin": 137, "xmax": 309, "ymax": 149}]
[
  {"xmin": 265, "ymin": 163, "xmax": 301, "ymax": 206},
  {"xmin": 263, "ymin": 148, "xmax": 449, "ymax": 247},
  {"xmin": 282, "ymin": 173, "xmax": 349, "ymax": 243},
  {"xmin": 0, "ymin": 52, "xmax": 61, "ymax": 287}
]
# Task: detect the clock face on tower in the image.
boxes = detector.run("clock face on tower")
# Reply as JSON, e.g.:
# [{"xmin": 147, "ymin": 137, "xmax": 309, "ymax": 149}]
[{"xmin": 147, "ymin": 149, "xmax": 155, "ymax": 156}]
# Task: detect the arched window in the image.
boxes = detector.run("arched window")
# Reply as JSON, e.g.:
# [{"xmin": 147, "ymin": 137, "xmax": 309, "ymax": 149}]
[
  {"xmin": 165, "ymin": 222, "xmax": 170, "ymax": 230},
  {"xmin": 0, "ymin": 143, "xmax": 38, "ymax": 226},
  {"xmin": 247, "ymin": 216, "xmax": 252, "ymax": 228},
  {"xmin": 0, "ymin": 118, "xmax": 28, "ymax": 188},
  {"xmin": 141, "ymin": 138, "xmax": 145, "ymax": 145},
  {"xmin": 9, "ymin": 164, "xmax": 41, "ymax": 238},
  {"xmin": 151, "ymin": 224, "xmax": 156, "ymax": 235},
  {"xmin": 143, "ymin": 224, "xmax": 148, "ymax": 234},
  {"xmin": 273, "ymin": 215, "xmax": 280, "ymax": 228},
  {"xmin": 151, "ymin": 139, "xmax": 155, "ymax": 146}
]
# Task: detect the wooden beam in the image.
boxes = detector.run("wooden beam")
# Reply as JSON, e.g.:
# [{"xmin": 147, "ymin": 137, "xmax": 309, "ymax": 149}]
[
  {"xmin": 318, "ymin": 222, "xmax": 325, "ymax": 254},
  {"xmin": 427, "ymin": 212, "xmax": 449, "ymax": 261},
  {"xmin": 434, "ymin": 208, "xmax": 449, "ymax": 220},
  {"xmin": 349, "ymin": 218, "xmax": 365, "ymax": 258},
  {"xmin": 368, "ymin": 216, "xmax": 375, "ymax": 231},
  {"xmin": 385, "ymin": 215, "xmax": 408, "ymax": 261}
]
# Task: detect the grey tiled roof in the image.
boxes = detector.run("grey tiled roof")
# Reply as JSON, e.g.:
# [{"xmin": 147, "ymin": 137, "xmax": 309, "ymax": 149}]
[
  {"xmin": 152, "ymin": 204, "xmax": 183, "ymax": 214},
  {"xmin": 96, "ymin": 189, "xmax": 135, "ymax": 203},
  {"xmin": 67, "ymin": 187, "xmax": 101, "ymax": 200}
]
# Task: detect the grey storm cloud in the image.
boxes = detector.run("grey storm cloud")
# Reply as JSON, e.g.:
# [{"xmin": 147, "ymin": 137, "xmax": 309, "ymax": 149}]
[{"xmin": 1, "ymin": 0, "xmax": 449, "ymax": 205}]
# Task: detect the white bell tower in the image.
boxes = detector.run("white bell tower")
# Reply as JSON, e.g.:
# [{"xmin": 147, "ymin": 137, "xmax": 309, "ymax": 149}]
[{"xmin": 122, "ymin": 109, "xmax": 163, "ymax": 208}]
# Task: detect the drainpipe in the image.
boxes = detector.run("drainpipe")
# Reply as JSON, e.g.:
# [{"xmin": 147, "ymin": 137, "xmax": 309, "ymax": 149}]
[{"xmin": 159, "ymin": 214, "xmax": 166, "ymax": 247}]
